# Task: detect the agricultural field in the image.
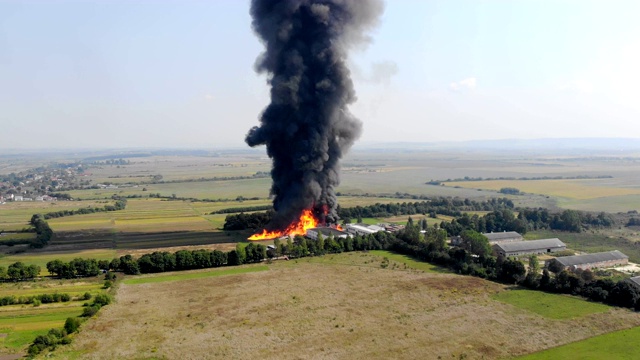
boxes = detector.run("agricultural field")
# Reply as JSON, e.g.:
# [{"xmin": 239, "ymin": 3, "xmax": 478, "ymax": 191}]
[
  {"xmin": 50, "ymin": 252, "xmax": 640, "ymax": 360},
  {"xmin": 0, "ymin": 276, "xmax": 107, "ymax": 356}
]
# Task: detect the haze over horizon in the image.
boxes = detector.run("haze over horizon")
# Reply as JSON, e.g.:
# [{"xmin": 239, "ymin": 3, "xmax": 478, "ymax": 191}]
[{"xmin": 2, "ymin": 0, "xmax": 640, "ymax": 150}]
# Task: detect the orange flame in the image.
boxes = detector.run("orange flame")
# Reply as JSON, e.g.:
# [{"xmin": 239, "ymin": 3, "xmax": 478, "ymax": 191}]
[{"xmin": 248, "ymin": 209, "xmax": 319, "ymax": 240}]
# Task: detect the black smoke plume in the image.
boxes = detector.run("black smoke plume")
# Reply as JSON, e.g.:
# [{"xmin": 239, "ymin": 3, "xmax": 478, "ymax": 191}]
[{"xmin": 247, "ymin": 0, "xmax": 383, "ymax": 230}]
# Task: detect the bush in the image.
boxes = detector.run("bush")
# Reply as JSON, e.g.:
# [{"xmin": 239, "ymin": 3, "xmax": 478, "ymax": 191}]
[
  {"xmin": 81, "ymin": 305, "xmax": 100, "ymax": 317},
  {"xmin": 103, "ymin": 280, "xmax": 112, "ymax": 289},
  {"xmin": 82, "ymin": 292, "xmax": 92, "ymax": 300},
  {"xmin": 64, "ymin": 317, "xmax": 81, "ymax": 334},
  {"xmin": 92, "ymin": 294, "xmax": 112, "ymax": 307}
]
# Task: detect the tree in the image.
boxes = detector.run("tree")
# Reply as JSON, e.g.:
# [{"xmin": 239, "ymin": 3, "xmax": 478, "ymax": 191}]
[
  {"xmin": 547, "ymin": 259, "xmax": 565, "ymax": 274},
  {"xmin": 235, "ymin": 243, "xmax": 246, "ymax": 265},
  {"xmin": 227, "ymin": 250, "xmax": 241, "ymax": 266},
  {"xmin": 528, "ymin": 255, "xmax": 540, "ymax": 274},
  {"xmin": 499, "ymin": 258, "xmax": 526, "ymax": 284},
  {"xmin": 459, "ymin": 230, "xmax": 492, "ymax": 257}
]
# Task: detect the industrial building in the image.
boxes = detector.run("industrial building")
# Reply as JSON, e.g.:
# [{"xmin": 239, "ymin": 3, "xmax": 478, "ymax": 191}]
[
  {"xmin": 482, "ymin": 231, "xmax": 523, "ymax": 244},
  {"xmin": 546, "ymin": 250, "xmax": 629, "ymax": 271},
  {"xmin": 492, "ymin": 238, "xmax": 566, "ymax": 257},
  {"xmin": 305, "ymin": 227, "xmax": 348, "ymax": 241},
  {"xmin": 344, "ymin": 223, "xmax": 385, "ymax": 236}
]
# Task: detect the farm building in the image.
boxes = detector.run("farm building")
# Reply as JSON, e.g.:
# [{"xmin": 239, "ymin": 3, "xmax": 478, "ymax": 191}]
[
  {"xmin": 482, "ymin": 231, "xmax": 523, "ymax": 244},
  {"xmin": 492, "ymin": 238, "xmax": 566, "ymax": 257},
  {"xmin": 306, "ymin": 227, "xmax": 348, "ymax": 241},
  {"xmin": 630, "ymin": 276, "xmax": 640, "ymax": 287},
  {"xmin": 344, "ymin": 223, "xmax": 384, "ymax": 236},
  {"xmin": 546, "ymin": 250, "xmax": 629, "ymax": 271}
]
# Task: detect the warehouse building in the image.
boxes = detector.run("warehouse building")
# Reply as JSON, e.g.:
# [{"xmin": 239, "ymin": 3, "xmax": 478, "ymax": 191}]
[
  {"xmin": 482, "ymin": 231, "xmax": 523, "ymax": 244},
  {"xmin": 344, "ymin": 223, "xmax": 385, "ymax": 236},
  {"xmin": 492, "ymin": 238, "xmax": 566, "ymax": 257},
  {"xmin": 305, "ymin": 227, "xmax": 348, "ymax": 241},
  {"xmin": 546, "ymin": 250, "xmax": 629, "ymax": 271}
]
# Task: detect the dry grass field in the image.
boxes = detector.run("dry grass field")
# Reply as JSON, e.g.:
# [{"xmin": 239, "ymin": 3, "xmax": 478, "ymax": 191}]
[{"xmin": 51, "ymin": 252, "xmax": 640, "ymax": 360}]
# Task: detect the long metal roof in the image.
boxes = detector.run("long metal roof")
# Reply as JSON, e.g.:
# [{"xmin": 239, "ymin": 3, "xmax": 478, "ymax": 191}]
[
  {"xmin": 555, "ymin": 250, "xmax": 628, "ymax": 267},
  {"xmin": 630, "ymin": 276, "xmax": 640, "ymax": 287},
  {"xmin": 493, "ymin": 238, "xmax": 566, "ymax": 253},
  {"xmin": 483, "ymin": 231, "xmax": 523, "ymax": 241}
]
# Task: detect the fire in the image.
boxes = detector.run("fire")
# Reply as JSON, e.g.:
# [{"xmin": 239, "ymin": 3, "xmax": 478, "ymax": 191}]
[{"xmin": 248, "ymin": 209, "xmax": 319, "ymax": 240}]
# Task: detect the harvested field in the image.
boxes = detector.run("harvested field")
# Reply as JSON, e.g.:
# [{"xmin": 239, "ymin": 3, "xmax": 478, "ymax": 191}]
[{"xmin": 54, "ymin": 252, "xmax": 640, "ymax": 360}]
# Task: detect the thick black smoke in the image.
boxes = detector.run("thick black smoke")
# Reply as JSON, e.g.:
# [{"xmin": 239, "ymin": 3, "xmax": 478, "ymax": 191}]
[{"xmin": 247, "ymin": 0, "xmax": 383, "ymax": 230}]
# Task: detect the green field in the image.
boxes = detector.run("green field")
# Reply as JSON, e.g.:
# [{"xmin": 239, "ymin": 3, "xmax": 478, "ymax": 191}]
[
  {"xmin": 0, "ymin": 271, "xmax": 108, "ymax": 355},
  {"xmin": 517, "ymin": 325, "xmax": 640, "ymax": 360},
  {"xmin": 492, "ymin": 289, "xmax": 611, "ymax": 319},
  {"xmin": 122, "ymin": 265, "xmax": 269, "ymax": 285}
]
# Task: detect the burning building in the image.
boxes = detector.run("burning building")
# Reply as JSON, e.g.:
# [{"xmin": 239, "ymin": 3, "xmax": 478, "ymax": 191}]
[{"xmin": 245, "ymin": 0, "xmax": 384, "ymax": 240}]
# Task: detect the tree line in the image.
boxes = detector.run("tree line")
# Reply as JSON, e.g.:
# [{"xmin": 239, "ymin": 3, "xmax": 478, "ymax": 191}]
[
  {"xmin": 426, "ymin": 175, "xmax": 613, "ymax": 185},
  {"xmin": 42, "ymin": 199, "xmax": 127, "ymax": 220}
]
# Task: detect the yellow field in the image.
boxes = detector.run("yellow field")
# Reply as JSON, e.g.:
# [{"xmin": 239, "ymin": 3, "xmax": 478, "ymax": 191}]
[{"xmin": 445, "ymin": 179, "xmax": 640, "ymax": 200}]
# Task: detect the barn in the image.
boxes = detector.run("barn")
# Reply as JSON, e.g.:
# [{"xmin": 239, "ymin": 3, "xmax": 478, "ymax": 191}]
[
  {"xmin": 547, "ymin": 250, "xmax": 629, "ymax": 271},
  {"xmin": 492, "ymin": 238, "xmax": 566, "ymax": 257},
  {"xmin": 482, "ymin": 231, "xmax": 523, "ymax": 244}
]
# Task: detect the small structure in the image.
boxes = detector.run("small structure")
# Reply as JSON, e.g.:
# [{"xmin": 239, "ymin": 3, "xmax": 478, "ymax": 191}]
[
  {"xmin": 629, "ymin": 276, "xmax": 640, "ymax": 287},
  {"xmin": 546, "ymin": 250, "xmax": 629, "ymax": 271},
  {"xmin": 306, "ymin": 227, "xmax": 348, "ymax": 240},
  {"xmin": 482, "ymin": 231, "xmax": 523, "ymax": 244},
  {"xmin": 493, "ymin": 238, "xmax": 566, "ymax": 257}
]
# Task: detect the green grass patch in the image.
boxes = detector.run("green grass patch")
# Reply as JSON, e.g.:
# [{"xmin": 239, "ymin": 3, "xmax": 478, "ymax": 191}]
[
  {"xmin": 123, "ymin": 265, "xmax": 269, "ymax": 285},
  {"xmin": 517, "ymin": 325, "xmax": 640, "ymax": 360},
  {"xmin": 369, "ymin": 250, "xmax": 449, "ymax": 273},
  {"xmin": 0, "ymin": 304, "xmax": 84, "ymax": 349},
  {"xmin": 492, "ymin": 289, "xmax": 611, "ymax": 319}
]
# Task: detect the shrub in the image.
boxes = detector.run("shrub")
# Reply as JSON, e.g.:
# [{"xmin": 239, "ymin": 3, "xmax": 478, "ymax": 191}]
[
  {"xmin": 103, "ymin": 280, "xmax": 112, "ymax": 289},
  {"xmin": 82, "ymin": 292, "xmax": 92, "ymax": 300},
  {"xmin": 92, "ymin": 294, "xmax": 112, "ymax": 307},
  {"xmin": 81, "ymin": 305, "xmax": 100, "ymax": 317},
  {"xmin": 64, "ymin": 317, "xmax": 81, "ymax": 334}
]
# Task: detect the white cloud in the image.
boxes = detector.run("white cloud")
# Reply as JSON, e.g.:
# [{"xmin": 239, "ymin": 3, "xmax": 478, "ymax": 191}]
[
  {"xmin": 450, "ymin": 77, "xmax": 477, "ymax": 91},
  {"xmin": 204, "ymin": 94, "xmax": 215, "ymax": 101}
]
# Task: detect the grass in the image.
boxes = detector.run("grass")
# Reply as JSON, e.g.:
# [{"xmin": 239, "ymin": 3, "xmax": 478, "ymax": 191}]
[
  {"xmin": 491, "ymin": 289, "xmax": 611, "ymax": 319},
  {"xmin": 368, "ymin": 250, "xmax": 448, "ymax": 273},
  {"xmin": 0, "ymin": 275, "xmax": 107, "ymax": 354},
  {"xmin": 122, "ymin": 265, "xmax": 269, "ymax": 285},
  {"xmin": 0, "ymin": 303, "xmax": 85, "ymax": 351},
  {"xmin": 52, "ymin": 252, "xmax": 640, "ymax": 360},
  {"xmin": 517, "ymin": 325, "xmax": 640, "ymax": 360},
  {"xmin": 443, "ymin": 179, "xmax": 640, "ymax": 200}
]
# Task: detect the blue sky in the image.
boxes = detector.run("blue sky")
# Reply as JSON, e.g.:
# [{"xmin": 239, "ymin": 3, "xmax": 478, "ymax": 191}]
[{"xmin": 1, "ymin": 0, "xmax": 639, "ymax": 149}]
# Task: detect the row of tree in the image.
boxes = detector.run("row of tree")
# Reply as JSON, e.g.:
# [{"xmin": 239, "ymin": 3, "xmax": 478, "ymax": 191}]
[
  {"xmin": 29, "ymin": 214, "xmax": 53, "ymax": 248},
  {"xmin": 438, "ymin": 208, "xmax": 616, "ymax": 236},
  {"xmin": 42, "ymin": 199, "xmax": 127, "ymax": 219},
  {"xmin": 46, "ymin": 258, "xmax": 107, "ymax": 279},
  {"xmin": 0, "ymin": 262, "xmax": 41, "ymax": 281}
]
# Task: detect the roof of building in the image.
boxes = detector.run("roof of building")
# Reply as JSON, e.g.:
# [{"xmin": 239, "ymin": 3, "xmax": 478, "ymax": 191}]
[
  {"xmin": 346, "ymin": 224, "xmax": 377, "ymax": 234},
  {"xmin": 307, "ymin": 227, "xmax": 348, "ymax": 236},
  {"xmin": 555, "ymin": 250, "xmax": 629, "ymax": 267},
  {"xmin": 482, "ymin": 231, "xmax": 523, "ymax": 241},
  {"xmin": 493, "ymin": 238, "xmax": 566, "ymax": 253},
  {"xmin": 629, "ymin": 276, "xmax": 640, "ymax": 287}
]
